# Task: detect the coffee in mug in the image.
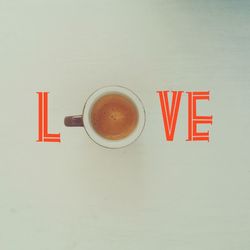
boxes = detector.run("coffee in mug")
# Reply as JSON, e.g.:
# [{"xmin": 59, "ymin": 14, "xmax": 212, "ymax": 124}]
[{"xmin": 64, "ymin": 86, "xmax": 145, "ymax": 149}]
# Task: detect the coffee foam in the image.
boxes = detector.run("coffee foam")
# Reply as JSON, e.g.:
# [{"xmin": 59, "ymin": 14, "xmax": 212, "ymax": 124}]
[{"xmin": 90, "ymin": 94, "xmax": 138, "ymax": 140}]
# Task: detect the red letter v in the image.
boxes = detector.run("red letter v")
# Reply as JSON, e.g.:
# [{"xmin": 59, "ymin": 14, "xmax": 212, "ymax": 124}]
[{"xmin": 157, "ymin": 90, "xmax": 183, "ymax": 141}]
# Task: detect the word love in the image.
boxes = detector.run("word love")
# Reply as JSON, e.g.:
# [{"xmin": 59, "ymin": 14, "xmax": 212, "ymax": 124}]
[
  {"xmin": 36, "ymin": 90, "xmax": 213, "ymax": 143},
  {"xmin": 157, "ymin": 91, "xmax": 213, "ymax": 142}
]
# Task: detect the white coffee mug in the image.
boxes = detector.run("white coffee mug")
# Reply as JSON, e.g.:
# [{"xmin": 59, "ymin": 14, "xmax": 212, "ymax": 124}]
[{"xmin": 64, "ymin": 86, "xmax": 146, "ymax": 149}]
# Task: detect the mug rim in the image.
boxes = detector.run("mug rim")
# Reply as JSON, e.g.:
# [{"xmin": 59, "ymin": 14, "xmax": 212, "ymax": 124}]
[{"xmin": 82, "ymin": 85, "xmax": 146, "ymax": 149}]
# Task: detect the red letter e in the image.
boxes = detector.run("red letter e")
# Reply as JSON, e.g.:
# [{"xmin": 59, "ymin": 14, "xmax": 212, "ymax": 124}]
[{"xmin": 187, "ymin": 91, "xmax": 213, "ymax": 142}]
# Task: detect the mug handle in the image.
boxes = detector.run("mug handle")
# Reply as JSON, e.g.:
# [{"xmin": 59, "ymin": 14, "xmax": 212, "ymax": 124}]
[{"xmin": 64, "ymin": 115, "xmax": 84, "ymax": 127}]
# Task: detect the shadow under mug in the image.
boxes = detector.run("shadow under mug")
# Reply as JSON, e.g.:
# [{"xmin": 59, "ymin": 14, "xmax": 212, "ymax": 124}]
[{"xmin": 64, "ymin": 86, "xmax": 146, "ymax": 149}]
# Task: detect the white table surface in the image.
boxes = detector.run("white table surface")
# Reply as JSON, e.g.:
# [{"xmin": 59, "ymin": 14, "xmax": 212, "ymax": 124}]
[{"xmin": 1, "ymin": 0, "xmax": 250, "ymax": 249}]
